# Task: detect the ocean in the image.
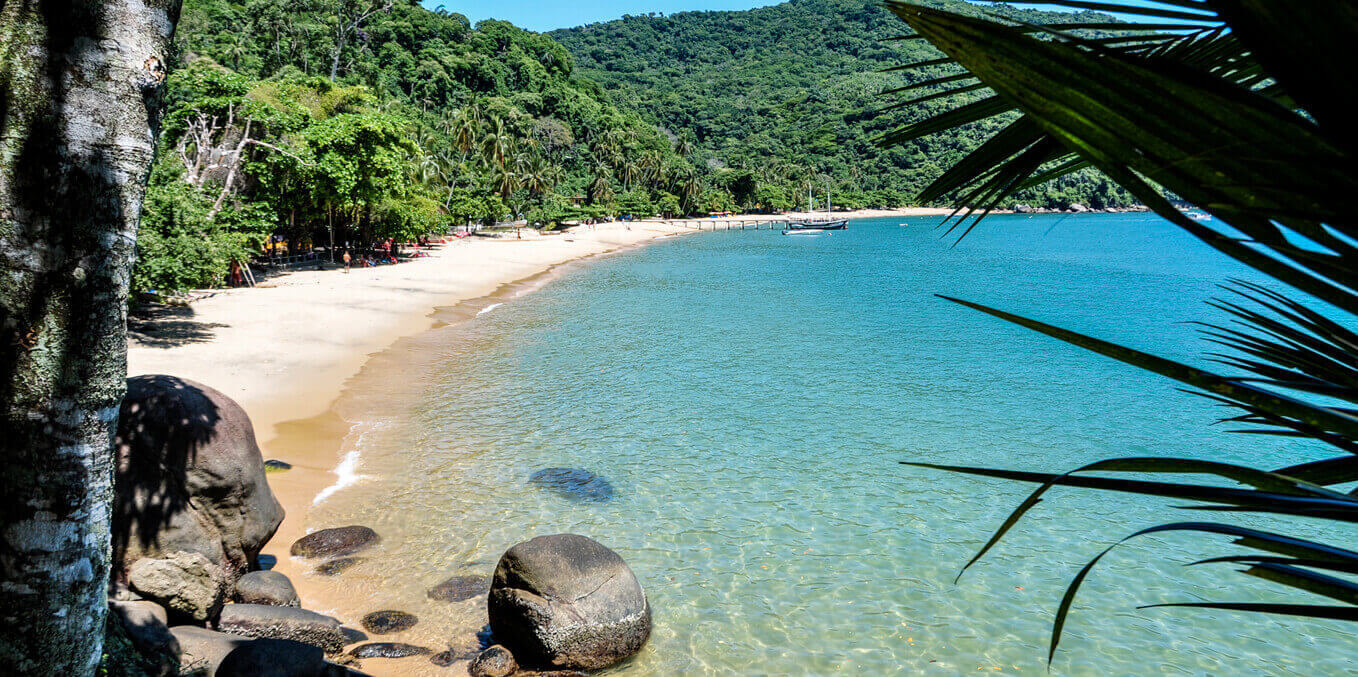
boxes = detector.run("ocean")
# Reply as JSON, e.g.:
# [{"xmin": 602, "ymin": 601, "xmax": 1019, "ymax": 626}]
[{"xmin": 306, "ymin": 214, "xmax": 1354, "ymax": 675}]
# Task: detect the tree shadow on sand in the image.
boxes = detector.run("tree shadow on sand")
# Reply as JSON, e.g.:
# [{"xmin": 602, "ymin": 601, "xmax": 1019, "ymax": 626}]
[{"xmin": 128, "ymin": 304, "xmax": 226, "ymax": 348}]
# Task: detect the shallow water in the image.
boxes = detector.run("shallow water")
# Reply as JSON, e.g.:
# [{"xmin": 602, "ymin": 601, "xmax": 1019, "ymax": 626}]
[{"xmin": 307, "ymin": 214, "xmax": 1356, "ymax": 674}]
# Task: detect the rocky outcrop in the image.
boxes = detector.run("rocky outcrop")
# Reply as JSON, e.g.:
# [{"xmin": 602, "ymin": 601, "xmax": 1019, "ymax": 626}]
[
  {"xmin": 468, "ymin": 645, "xmax": 518, "ymax": 677},
  {"xmin": 349, "ymin": 642, "xmax": 432, "ymax": 658},
  {"xmin": 217, "ymin": 604, "xmax": 347, "ymax": 654},
  {"xmin": 170, "ymin": 626, "xmax": 342, "ymax": 677},
  {"xmin": 528, "ymin": 468, "xmax": 615, "ymax": 502},
  {"xmin": 427, "ymin": 575, "xmax": 488, "ymax": 602},
  {"xmin": 127, "ymin": 552, "xmax": 228, "ymax": 623},
  {"xmin": 113, "ymin": 375, "xmax": 284, "ymax": 590},
  {"xmin": 290, "ymin": 526, "xmax": 380, "ymax": 559},
  {"xmin": 234, "ymin": 570, "xmax": 301, "ymax": 608},
  {"xmin": 360, "ymin": 610, "xmax": 417, "ymax": 634},
  {"xmin": 488, "ymin": 534, "xmax": 650, "ymax": 671}
]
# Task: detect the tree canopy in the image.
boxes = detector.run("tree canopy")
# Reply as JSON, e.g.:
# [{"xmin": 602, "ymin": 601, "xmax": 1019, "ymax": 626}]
[{"xmin": 552, "ymin": 0, "xmax": 1137, "ymax": 210}]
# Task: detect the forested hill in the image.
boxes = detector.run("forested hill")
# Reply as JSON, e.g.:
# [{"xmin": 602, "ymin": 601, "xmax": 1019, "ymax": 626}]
[{"xmin": 553, "ymin": 0, "xmax": 1134, "ymax": 208}]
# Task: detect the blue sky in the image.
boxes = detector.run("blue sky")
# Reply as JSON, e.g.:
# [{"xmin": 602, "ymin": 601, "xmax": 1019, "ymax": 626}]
[
  {"xmin": 422, "ymin": 1, "xmax": 1190, "ymax": 33},
  {"xmin": 421, "ymin": 1, "xmax": 779, "ymax": 32}
]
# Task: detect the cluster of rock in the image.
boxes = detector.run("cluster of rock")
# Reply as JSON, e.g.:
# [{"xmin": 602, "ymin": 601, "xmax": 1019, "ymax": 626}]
[
  {"xmin": 112, "ymin": 375, "xmax": 653, "ymax": 676},
  {"xmin": 110, "ymin": 376, "xmax": 365, "ymax": 676}
]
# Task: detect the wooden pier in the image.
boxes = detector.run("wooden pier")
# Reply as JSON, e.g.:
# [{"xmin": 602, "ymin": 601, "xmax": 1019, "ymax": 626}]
[{"xmin": 665, "ymin": 219, "xmax": 788, "ymax": 231}]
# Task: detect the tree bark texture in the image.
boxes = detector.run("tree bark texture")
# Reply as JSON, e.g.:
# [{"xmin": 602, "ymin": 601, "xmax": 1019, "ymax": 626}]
[{"xmin": 0, "ymin": 1, "xmax": 181, "ymax": 673}]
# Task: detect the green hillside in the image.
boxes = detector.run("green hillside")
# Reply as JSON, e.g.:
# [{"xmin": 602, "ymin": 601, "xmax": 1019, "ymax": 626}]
[
  {"xmin": 137, "ymin": 0, "xmax": 699, "ymax": 293},
  {"xmin": 553, "ymin": 0, "xmax": 1134, "ymax": 209}
]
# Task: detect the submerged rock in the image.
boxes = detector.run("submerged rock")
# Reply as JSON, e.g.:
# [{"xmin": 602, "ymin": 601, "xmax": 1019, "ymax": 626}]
[
  {"xmin": 430, "ymin": 644, "xmax": 481, "ymax": 667},
  {"xmin": 468, "ymin": 645, "xmax": 517, "ymax": 677},
  {"xmin": 290, "ymin": 526, "xmax": 380, "ymax": 559},
  {"xmin": 527, "ymin": 468, "xmax": 615, "ymax": 502},
  {"xmin": 349, "ymin": 642, "xmax": 432, "ymax": 658},
  {"xmin": 427, "ymin": 575, "xmax": 488, "ymax": 602},
  {"xmin": 127, "ymin": 552, "xmax": 227, "ymax": 624},
  {"xmin": 113, "ymin": 376, "xmax": 284, "ymax": 588},
  {"xmin": 234, "ymin": 570, "xmax": 300, "ymax": 608},
  {"xmin": 361, "ymin": 610, "xmax": 418, "ymax": 635},
  {"xmin": 217, "ymin": 604, "xmax": 346, "ymax": 654},
  {"xmin": 314, "ymin": 557, "xmax": 364, "ymax": 576},
  {"xmin": 488, "ymin": 534, "xmax": 650, "ymax": 671}
]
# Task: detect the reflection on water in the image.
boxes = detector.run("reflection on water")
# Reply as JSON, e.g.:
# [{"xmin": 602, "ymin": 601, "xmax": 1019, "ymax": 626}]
[{"xmin": 304, "ymin": 215, "xmax": 1355, "ymax": 674}]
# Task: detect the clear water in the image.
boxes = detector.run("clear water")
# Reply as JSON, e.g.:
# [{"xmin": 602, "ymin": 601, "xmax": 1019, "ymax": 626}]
[{"xmin": 309, "ymin": 214, "xmax": 1356, "ymax": 675}]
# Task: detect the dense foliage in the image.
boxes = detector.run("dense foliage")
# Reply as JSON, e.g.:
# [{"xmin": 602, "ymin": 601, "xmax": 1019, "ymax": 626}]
[
  {"xmin": 136, "ymin": 0, "xmax": 701, "ymax": 294},
  {"xmin": 552, "ymin": 0, "xmax": 1136, "ymax": 210},
  {"xmin": 884, "ymin": 0, "xmax": 1358, "ymax": 664}
]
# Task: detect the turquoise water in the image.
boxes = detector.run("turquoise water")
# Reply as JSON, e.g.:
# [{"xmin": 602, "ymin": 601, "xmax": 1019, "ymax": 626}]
[{"xmin": 311, "ymin": 214, "xmax": 1356, "ymax": 675}]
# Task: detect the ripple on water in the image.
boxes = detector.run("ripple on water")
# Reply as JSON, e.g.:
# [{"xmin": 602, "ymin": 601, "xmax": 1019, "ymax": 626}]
[{"xmin": 310, "ymin": 216, "xmax": 1358, "ymax": 674}]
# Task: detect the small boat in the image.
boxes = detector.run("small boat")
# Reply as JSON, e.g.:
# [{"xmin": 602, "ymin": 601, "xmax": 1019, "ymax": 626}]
[
  {"xmin": 783, "ymin": 228, "xmax": 829, "ymax": 236},
  {"xmin": 787, "ymin": 180, "xmax": 849, "ymax": 231},
  {"xmin": 787, "ymin": 218, "xmax": 847, "ymax": 230}
]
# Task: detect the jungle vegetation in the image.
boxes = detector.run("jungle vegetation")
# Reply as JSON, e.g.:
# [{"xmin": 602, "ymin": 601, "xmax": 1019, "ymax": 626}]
[
  {"xmin": 552, "ymin": 0, "xmax": 1138, "ymax": 212},
  {"xmin": 138, "ymin": 0, "xmax": 701, "ymax": 294}
]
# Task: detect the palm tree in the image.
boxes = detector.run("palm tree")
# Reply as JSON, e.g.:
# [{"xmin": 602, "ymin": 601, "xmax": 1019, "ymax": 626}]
[
  {"xmin": 880, "ymin": 0, "xmax": 1358, "ymax": 665},
  {"xmin": 674, "ymin": 134, "xmax": 693, "ymax": 158},
  {"xmin": 588, "ymin": 166, "xmax": 614, "ymax": 205},
  {"xmin": 480, "ymin": 116, "xmax": 514, "ymax": 172}
]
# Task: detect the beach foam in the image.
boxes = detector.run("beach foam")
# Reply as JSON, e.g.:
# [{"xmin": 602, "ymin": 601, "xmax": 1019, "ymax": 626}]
[
  {"xmin": 476, "ymin": 302, "xmax": 504, "ymax": 316},
  {"xmin": 313, "ymin": 448, "xmax": 364, "ymax": 506}
]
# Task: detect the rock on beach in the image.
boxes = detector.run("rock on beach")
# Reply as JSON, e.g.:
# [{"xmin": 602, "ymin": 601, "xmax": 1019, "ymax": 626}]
[
  {"xmin": 488, "ymin": 534, "xmax": 650, "ymax": 671},
  {"xmin": 217, "ymin": 604, "xmax": 347, "ymax": 654},
  {"xmin": 234, "ymin": 570, "xmax": 301, "ymax": 607}
]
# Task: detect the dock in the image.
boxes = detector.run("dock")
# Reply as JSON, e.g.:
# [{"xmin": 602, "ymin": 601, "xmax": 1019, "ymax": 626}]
[{"xmin": 664, "ymin": 219, "xmax": 788, "ymax": 231}]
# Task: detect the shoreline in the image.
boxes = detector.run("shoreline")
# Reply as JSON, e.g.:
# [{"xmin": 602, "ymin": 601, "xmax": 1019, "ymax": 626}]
[{"xmin": 122, "ymin": 209, "xmax": 945, "ymax": 674}]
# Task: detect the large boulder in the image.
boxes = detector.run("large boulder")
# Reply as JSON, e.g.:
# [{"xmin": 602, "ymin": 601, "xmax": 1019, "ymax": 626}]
[
  {"xmin": 169, "ymin": 626, "xmax": 340, "ymax": 677},
  {"xmin": 113, "ymin": 375, "xmax": 284, "ymax": 590},
  {"xmin": 290, "ymin": 526, "xmax": 380, "ymax": 559},
  {"xmin": 234, "ymin": 570, "xmax": 300, "ymax": 608},
  {"xmin": 488, "ymin": 534, "xmax": 650, "ymax": 671},
  {"xmin": 218, "ymin": 604, "xmax": 347, "ymax": 654},
  {"xmin": 127, "ymin": 552, "xmax": 228, "ymax": 623}
]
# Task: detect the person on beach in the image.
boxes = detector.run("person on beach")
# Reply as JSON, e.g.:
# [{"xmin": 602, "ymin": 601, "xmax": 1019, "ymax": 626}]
[{"xmin": 342, "ymin": 250, "xmax": 351, "ymax": 273}]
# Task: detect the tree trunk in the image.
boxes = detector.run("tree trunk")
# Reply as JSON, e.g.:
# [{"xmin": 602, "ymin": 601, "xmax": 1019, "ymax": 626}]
[{"xmin": 0, "ymin": 1, "xmax": 181, "ymax": 674}]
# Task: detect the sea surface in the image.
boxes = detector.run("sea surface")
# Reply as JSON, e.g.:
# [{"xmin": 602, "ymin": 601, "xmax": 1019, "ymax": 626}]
[{"xmin": 308, "ymin": 214, "xmax": 1356, "ymax": 675}]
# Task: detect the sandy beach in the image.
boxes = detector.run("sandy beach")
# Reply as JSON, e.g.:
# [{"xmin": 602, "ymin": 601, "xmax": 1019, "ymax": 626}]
[
  {"xmin": 126, "ymin": 209, "xmax": 946, "ymax": 440},
  {"xmin": 124, "ymin": 209, "xmax": 949, "ymax": 675}
]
